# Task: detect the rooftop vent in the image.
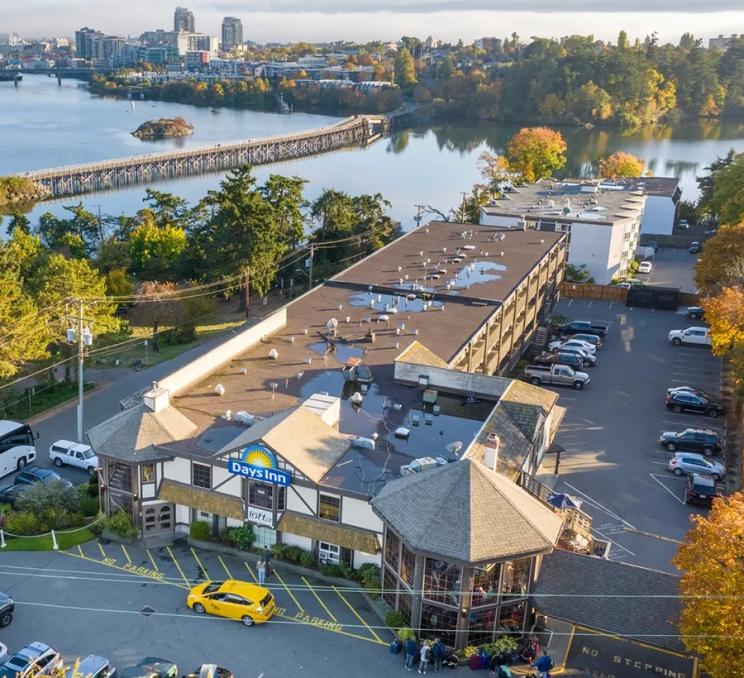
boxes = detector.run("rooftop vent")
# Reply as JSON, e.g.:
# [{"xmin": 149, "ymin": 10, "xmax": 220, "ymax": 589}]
[
  {"xmin": 268, "ymin": 348, "xmax": 279, "ymax": 360},
  {"xmin": 214, "ymin": 383, "xmax": 225, "ymax": 396}
]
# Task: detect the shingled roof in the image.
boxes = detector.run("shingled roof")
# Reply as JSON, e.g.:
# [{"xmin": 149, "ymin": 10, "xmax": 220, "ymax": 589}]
[
  {"xmin": 533, "ymin": 550, "xmax": 684, "ymax": 652},
  {"xmin": 371, "ymin": 459, "xmax": 562, "ymax": 564},
  {"xmin": 87, "ymin": 404, "xmax": 197, "ymax": 462}
]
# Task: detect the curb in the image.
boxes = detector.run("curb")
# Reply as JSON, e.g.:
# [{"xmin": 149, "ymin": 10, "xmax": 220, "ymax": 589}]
[{"xmin": 26, "ymin": 383, "xmax": 100, "ymax": 426}]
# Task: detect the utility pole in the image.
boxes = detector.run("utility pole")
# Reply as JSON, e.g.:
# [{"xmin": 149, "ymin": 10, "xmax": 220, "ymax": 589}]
[
  {"xmin": 76, "ymin": 299, "xmax": 85, "ymax": 444},
  {"xmin": 414, "ymin": 204, "xmax": 425, "ymax": 229},
  {"xmin": 460, "ymin": 192, "xmax": 468, "ymax": 223},
  {"xmin": 244, "ymin": 267, "xmax": 251, "ymax": 318},
  {"xmin": 308, "ymin": 244, "xmax": 314, "ymax": 289}
]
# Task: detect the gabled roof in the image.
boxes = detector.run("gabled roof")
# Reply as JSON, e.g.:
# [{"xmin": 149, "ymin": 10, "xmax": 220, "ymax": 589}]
[
  {"xmin": 215, "ymin": 409, "xmax": 295, "ymax": 455},
  {"xmin": 395, "ymin": 341, "xmax": 449, "ymax": 368},
  {"xmin": 87, "ymin": 404, "xmax": 197, "ymax": 462},
  {"xmin": 371, "ymin": 459, "xmax": 562, "ymax": 563},
  {"xmin": 261, "ymin": 406, "xmax": 351, "ymax": 484},
  {"xmin": 533, "ymin": 550, "xmax": 684, "ymax": 652}
]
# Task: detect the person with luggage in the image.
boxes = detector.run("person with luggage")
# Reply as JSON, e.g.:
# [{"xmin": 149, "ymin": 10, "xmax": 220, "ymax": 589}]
[
  {"xmin": 431, "ymin": 638, "xmax": 443, "ymax": 672},
  {"xmin": 532, "ymin": 649, "xmax": 554, "ymax": 678},
  {"xmin": 263, "ymin": 546, "xmax": 272, "ymax": 577},
  {"xmin": 418, "ymin": 641, "xmax": 431, "ymax": 675},
  {"xmin": 404, "ymin": 637, "xmax": 418, "ymax": 671},
  {"xmin": 256, "ymin": 557, "xmax": 266, "ymax": 585}
]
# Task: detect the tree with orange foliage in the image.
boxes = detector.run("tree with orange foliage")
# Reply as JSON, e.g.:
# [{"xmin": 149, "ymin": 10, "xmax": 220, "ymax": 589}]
[
  {"xmin": 598, "ymin": 152, "xmax": 646, "ymax": 179},
  {"xmin": 505, "ymin": 127, "xmax": 567, "ymax": 182},
  {"xmin": 702, "ymin": 287, "xmax": 744, "ymax": 354},
  {"xmin": 695, "ymin": 223, "xmax": 744, "ymax": 295},
  {"xmin": 673, "ymin": 492, "xmax": 744, "ymax": 678}
]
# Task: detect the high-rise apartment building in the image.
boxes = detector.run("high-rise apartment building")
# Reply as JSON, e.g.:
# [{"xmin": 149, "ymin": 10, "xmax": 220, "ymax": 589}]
[
  {"xmin": 221, "ymin": 16, "xmax": 243, "ymax": 50},
  {"xmin": 174, "ymin": 6, "xmax": 195, "ymax": 33},
  {"xmin": 75, "ymin": 27, "xmax": 103, "ymax": 58}
]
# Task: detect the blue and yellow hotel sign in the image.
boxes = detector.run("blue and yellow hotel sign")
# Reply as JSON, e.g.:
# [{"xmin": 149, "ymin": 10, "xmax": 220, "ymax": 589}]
[{"xmin": 228, "ymin": 443, "xmax": 292, "ymax": 487}]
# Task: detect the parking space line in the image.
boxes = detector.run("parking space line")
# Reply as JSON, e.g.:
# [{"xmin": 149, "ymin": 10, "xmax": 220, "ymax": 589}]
[
  {"xmin": 166, "ymin": 546, "xmax": 191, "ymax": 586},
  {"xmin": 190, "ymin": 547, "xmax": 210, "ymax": 580},
  {"xmin": 97, "ymin": 542, "xmax": 107, "ymax": 559},
  {"xmin": 146, "ymin": 549, "xmax": 160, "ymax": 572},
  {"xmin": 649, "ymin": 473, "xmax": 686, "ymax": 505},
  {"xmin": 217, "ymin": 555, "xmax": 233, "ymax": 579},
  {"xmin": 332, "ymin": 585, "xmax": 382, "ymax": 643},
  {"xmin": 243, "ymin": 561, "xmax": 258, "ymax": 583},
  {"xmin": 590, "ymin": 527, "xmax": 635, "ymax": 556},
  {"xmin": 302, "ymin": 576, "xmax": 338, "ymax": 623},
  {"xmin": 561, "ymin": 482, "xmax": 634, "ymax": 528},
  {"xmin": 76, "ymin": 545, "xmax": 84, "ymax": 557},
  {"xmin": 62, "ymin": 550, "xmax": 180, "ymax": 588},
  {"xmin": 121, "ymin": 544, "xmax": 132, "ymax": 565},
  {"xmin": 274, "ymin": 569, "xmax": 305, "ymax": 614}
]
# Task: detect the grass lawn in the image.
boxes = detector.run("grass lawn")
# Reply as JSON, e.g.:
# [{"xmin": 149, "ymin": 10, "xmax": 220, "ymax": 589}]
[
  {"xmin": 3, "ymin": 527, "xmax": 96, "ymax": 551},
  {"xmin": 0, "ymin": 380, "xmax": 95, "ymax": 419}
]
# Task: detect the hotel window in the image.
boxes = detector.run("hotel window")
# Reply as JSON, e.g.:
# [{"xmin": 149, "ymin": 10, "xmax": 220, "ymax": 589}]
[
  {"xmin": 249, "ymin": 482, "xmax": 285, "ymax": 511},
  {"xmin": 192, "ymin": 463, "xmax": 211, "ymax": 489},
  {"xmin": 141, "ymin": 463, "xmax": 155, "ymax": 483},
  {"xmin": 318, "ymin": 493, "xmax": 340, "ymax": 522}
]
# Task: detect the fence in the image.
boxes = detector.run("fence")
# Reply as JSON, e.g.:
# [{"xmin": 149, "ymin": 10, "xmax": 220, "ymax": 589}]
[
  {"xmin": 560, "ymin": 283, "xmax": 628, "ymax": 302},
  {"xmin": 0, "ymin": 516, "xmax": 101, "ymax": 550}
]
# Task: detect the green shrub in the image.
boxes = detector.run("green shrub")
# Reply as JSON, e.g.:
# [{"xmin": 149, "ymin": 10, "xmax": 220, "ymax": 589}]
[
  {"xmin": 271, "ymin": 543, "xmax": 308, "ymax": 564},
  {"xmin": 397, "ymin": 627, "xmax": 416, "ymax": 642},
  {"xmin": 105, "ymin": 510, "xmax": 138, "ymax": 538},
  {"xmin": 17, "ymin": 481, "xmax": 80, "ymax": 515},
  {"xmin": 320, "ymin": 563, "xmax": 343, "ymax": 577},
  {"xmin": 220, "ymin": 524, "xmax": 255, "ymax": 550},
  {"xmin": 78, "ymin": 488, "xmax": 100, "ymax": 516},
  {"xmin": 299, "ymin": 550, "xmax": 316, "ymax": 568},
  {"xmin": 4, "ymin": 511, "xmax": 45, "ymax": 535},
  {"xmin": 386, "ymin": 609, "xmax": 409, "ymax": 631},
  {"xmin": 189, "ymin": 520, "xmax": 210, "ymax": 541},
  {"xmin": 357, "ymin": 563, "xmax": 381, "ymax": 598},
  {"xmin": 161, "ymin": 323, "xmax": 196, "ymax": 345}
]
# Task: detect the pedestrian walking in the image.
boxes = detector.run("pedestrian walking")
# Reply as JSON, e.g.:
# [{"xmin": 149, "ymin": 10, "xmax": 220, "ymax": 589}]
[
  {"xmin": 263, "ymin": 546, "xmax": 272, "ymax": 576},
  {"xmin": 257, "ymin": 557, "xmax": 266, "ymax": 585},
  {"xmin": 431, "ymin": 638, "xmax": 443, "ymax": 672},
  {"xmin": 418, "ymin": 641, "xmax": 431, "ymax": 675},
  {"xmin": 404, "ymin": 637, "xmax": 418, "ymax": 671}
]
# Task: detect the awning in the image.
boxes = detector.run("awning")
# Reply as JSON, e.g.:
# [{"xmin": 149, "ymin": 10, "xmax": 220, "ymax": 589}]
[
  {"xmin": 159, "ymin": 480, "xmax": 244, "ymax": 521},
  {"xmin": 278, "ymin": 512, "xmax": 380, "ymax": 554}
]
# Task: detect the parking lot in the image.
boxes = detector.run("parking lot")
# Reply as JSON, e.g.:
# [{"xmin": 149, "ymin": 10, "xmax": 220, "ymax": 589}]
[
  {"xmin": 542, "ymin": 297, "xmax": 723, "ymax": 573},
  {"xmin": 0, "ymin": 542, "xmax": 396, "ymax": 678},
  {"xmin": 642, "ymin": 247, "xmax": 698, "ymax": 293}
]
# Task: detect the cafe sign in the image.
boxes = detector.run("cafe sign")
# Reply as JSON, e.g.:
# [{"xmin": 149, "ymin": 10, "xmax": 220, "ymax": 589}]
[
  {"xmin": 565, "ymin": 625, "xmax": 697, "ymax": 678},
  {"xmin": 246, "ymin": 506, "xmax": 275, "ymax": 528},
  {"xmin": 228, "ymin": 444, "xmax": 292, "ymax": 487}
]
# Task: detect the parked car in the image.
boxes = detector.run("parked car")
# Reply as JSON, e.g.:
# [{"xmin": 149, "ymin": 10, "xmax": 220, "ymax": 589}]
[
  {"xmin": 187, "ymin": 580, "xmax": 276, "ymax": 626},
  {"xmin": 647, "ymin": 240, "xmax": 658, "ymax": 252},
  {"xmin": 551, "ymin": 346, "xmax": 596, "ymax": 367},
  {"xmin": 684, "ymin": 474, "xmax": 721, "ymax": 506},
  {"xmin": 570, "ymin": 333, "xmax": 602, "ymax": 348},
  {"xmin": 658, "ymin": 428, "xmax": 722, "ymax": 456},
  {"xmin": 533, "ymin": 352, "xmax": 585, "ymax": 371},
  {"xmin": 524, "ymin": 364, "xmax": 590, "ymax": 390},
  {"xmin": 686, "ymin": 306, "xmax": 705, "ymax": 321},
  {"xmin": 0, "ymin": 484, "xmax": 31, "ymax": 507},
  {"xmin": 0, "ymin": 646, "xmax": 6, "ymax": 667},
  {"xmin": 556, "ymin": 319, "xmax": 610, "ymax": 338},
  {"xmin": 668, "ymin": 452, "xmax": 725, "ymax": 481},
  {"xmin": 49, "ymin": 440, "xmax": 98, "ymax": 474},
  {"xmin": 67, "ymin": 655, "xmax": 115, "ymax": 678},
  {"xmin": 13, "ymin": 468, "xmax": 72, "ymax": 488},
  {"xmin": 667, "ymin": 327, "xmax": 711, "ymax": 347},
  {"xmin": 688, "ymin": 241, "xmax": 701, "ymax": 254},
  {"xmin": 119, "ymin": 658, "xmax": 177, "ymax": 678},
  {"xmin": 548, "ymin": 338, "xmax": 597, "ymax": 355},
  {"xmin": 185, "ymin": 666, "xmax": 233, "ymax": 678},
  {"xmin": 665, "ymin": 391, "xmax": 724, "ymax": 418},
  {"xmin": 613, "ymin": 281, "xmax": 631, "ymax": 289},
  {"xmin": 0, "ymin": 642, "xmax": 62, "ymax": 678},
  {"xmin": 678, "ymin": 219, "xmax": 690, "ymax": 230},
  {"xmin": 0, "ymin": 593, "xmax": 13, "ymax": 628},
  {"xmin": 704, "ymin": 228, "xmax": 717, "ymax": 238},
  {"xmin": 637, "ymin": 261, "xmax": 653, "ymax": 274},
  {"xmin": 666, "ymin": 386, "xmax": 718, "ymax": 401}
]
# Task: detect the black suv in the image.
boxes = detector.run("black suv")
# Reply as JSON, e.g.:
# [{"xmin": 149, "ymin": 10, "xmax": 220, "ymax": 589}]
[
  {"xmin": 0, "ymin": 592, "xmax": 14, "ymax": 627},
  {"xmin": 14, "ymin": 468, "xmax": 72, "ymax": 488},
  {"xmin": 665, "ymin": 391, "xmax": 724, "ymax": 418},
  {"xmin": 659, "ymin": 428, "xmax": 722, "ymax": 456},
  {"xmin": 685, "ymin": 474, "xmax": 720, "ymax": 506},
  {"xmin": 534, "ymin": 352, "xmax": 584, "ymax": 371}
]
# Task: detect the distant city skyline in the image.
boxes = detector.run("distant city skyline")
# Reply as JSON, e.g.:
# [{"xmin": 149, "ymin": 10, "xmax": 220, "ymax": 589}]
[{"xmin": 4, "ymin": 1, "xmax": 744, "ymax": 44}]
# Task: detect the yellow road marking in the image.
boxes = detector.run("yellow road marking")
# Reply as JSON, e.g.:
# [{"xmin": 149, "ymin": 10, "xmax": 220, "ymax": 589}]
[
  {"xmin": 61, "ymin": 551, "xmax": 184, "ymax": 589},
  {"xmin": 332, "ymin": 585, "xmax": 382, "ymax": 643},
  {"xmin": 190, "ymin": 547, "xmax": 210, "ymax": 579},
  {"xmin": 166, "ymin": 546, "xmax": 190, "ymax": 587},
  {"xmin": 276, "ymin": 611, "xmax": 383, "ymax": 645},
  {"xmin": 97, "ymin": 542, "xmax": 107, "ymax": 559},
  {"xmin": 146, "ymin": 549, "xmax": 160, "ymax": 572},
  {"xmin": 121, "ymin": 544, "xmax": 132, "ymax": 564},
  {"xmin": 274, "ymin": 568, "xmax": 305, "ymax": 614},
  {"xmin": 217, "ymin": 555, "xmax": 233, "ymax": 579},
  {"xmin": 301, "ymin": 576, "xmax": 337, "ymax": 623},
  {"xmin": 243, "ymin": 561, "xmax": 258, "ymax": 583}
]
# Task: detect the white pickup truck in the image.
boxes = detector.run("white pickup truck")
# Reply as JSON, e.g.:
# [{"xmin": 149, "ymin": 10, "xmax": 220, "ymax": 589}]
[
  {"xmin": 668, "ymin": 327, "xmax": 711, "ymax": 347},
  {"xmin": 49, "ymin": 440, "xmax": 98, "ymax": 473}
]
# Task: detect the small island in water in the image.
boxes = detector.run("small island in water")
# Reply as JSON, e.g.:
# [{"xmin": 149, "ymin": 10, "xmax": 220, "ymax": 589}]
[{"xmin": 132, "ymin": 117, "xmax": 194, "ymax": 140}]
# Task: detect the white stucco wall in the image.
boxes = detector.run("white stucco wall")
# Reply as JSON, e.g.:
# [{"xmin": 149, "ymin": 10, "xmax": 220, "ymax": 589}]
[
  {"xmin": 566, "ymin": 222, "xmax": 614, "ymax": 284},
  {"xmin": 164, "ymin": 457, "xmax": 191, "ymax": 484},
  {"xmin": 353, "ymin": 550, "xmax": 381, "ymax": 567},
  {"xmin": 282, "ymin": 533, "xmax": 313, "ymax": 550},
  {"xmin": 342, "ymin": 496, "xmax": 384, "ymax": 532},
  {"xmin": 641, "ymin": 196, "xmax": 676, "ymax": 235},
  {"xmin": 211, "ymin": 466, "xmax": 242, "ymax": 497},
  {"xmin": 286, "ymin": 484, "xmax": 317, "ymax": 516}
]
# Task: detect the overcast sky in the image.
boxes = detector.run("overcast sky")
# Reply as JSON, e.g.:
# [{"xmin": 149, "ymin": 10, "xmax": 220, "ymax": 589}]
[{"xmin": 3, "ymin": 0, "xmax": 744, "ymax": 44}]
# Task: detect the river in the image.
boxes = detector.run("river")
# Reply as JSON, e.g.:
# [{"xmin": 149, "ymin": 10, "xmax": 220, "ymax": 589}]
[{"xmin": 4, "ymin": 74, "xmax": 744, "ymax": 229}]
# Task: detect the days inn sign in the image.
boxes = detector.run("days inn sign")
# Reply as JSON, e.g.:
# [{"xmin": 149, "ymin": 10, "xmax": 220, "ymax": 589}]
[{"xmin": 228, "ymin": 444, "xmax": 292, "ymax": 487}]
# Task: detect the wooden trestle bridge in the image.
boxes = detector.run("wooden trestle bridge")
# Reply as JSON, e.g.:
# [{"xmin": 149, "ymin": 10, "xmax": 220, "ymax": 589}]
[{"xmin": 22, "ymin": 110, "xmax": 411, "ymax": 200}]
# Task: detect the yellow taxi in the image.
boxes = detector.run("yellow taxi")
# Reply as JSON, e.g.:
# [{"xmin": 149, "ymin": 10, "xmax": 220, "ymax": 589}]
[{"xmin": 186, "ymin": 580, "xmax": 276, "ymax": 626}]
